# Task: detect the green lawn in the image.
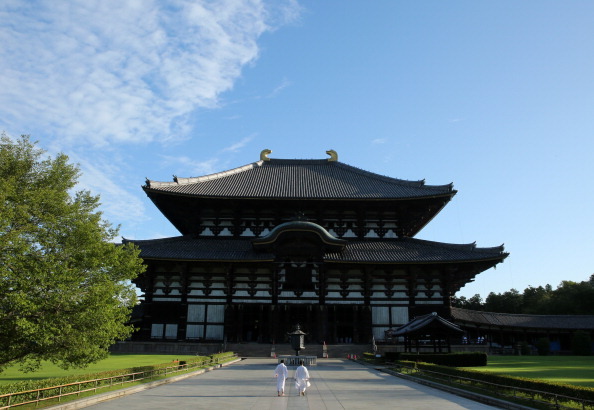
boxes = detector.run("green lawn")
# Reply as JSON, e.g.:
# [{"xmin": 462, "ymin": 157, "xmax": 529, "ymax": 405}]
[
  {"xmin": 469, "ymin": 355, "xmax": 594, "ymax": 388},
  {"xmin": 0, "ymin": 354, "xmax": 198, "ymax": 386}
]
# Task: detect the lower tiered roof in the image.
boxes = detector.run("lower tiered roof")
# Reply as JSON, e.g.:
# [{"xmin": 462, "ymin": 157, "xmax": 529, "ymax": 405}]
[{"xmin": 124, "ymin": 236, "xmax": 506, "ymax": 265}]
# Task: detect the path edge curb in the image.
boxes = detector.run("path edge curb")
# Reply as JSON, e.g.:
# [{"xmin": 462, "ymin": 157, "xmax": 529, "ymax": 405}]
[
  {"xmin": 352, "ymin": 360, "xmax": 533, "ymax": 410},
  {"xmin": 46, "ymin": 358, "xmax": 243, "ymax": 410}
]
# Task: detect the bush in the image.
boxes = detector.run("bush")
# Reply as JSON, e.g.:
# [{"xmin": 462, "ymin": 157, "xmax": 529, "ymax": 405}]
[
  {"xmin": 384, "ymin": 352, "xmax": 401, "ymax": 361},
  {"xmin": 535, "ymin": 338, "xmax": 550, "ymax": 356},
  {"xmin": 399, "ymin": 352, "xmax": 487, "ymax": 367},
  {"xmin": 571, "ymin": 331, "xmax": 592, "ymax": 356}
]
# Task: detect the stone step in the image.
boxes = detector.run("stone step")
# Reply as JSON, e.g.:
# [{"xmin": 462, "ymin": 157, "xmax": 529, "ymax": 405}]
[{"xmin": 227, "ymin": 343, "xmax": 369, "ymax": 358}]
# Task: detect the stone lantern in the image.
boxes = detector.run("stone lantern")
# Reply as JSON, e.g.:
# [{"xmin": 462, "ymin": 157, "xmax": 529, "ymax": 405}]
[{"xmin": 288, "ymin": 324, "xmax": 306, "ymax": 356}]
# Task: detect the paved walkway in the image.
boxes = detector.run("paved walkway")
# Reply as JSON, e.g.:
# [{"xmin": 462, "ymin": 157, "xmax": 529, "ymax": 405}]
[{"xmin": 83, "ymin": 358, "xmax": 497, "ymax": 410}]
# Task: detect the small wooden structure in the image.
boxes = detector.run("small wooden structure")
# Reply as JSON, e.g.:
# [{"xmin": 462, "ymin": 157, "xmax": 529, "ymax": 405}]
[{"xmin": 392, "ymin": 312, "xmax": 464, "ymax": 353}]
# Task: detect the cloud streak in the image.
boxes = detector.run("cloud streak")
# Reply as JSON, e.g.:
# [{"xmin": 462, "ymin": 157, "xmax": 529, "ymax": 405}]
[
  {"xmin": 0, "ymin": 0, "xmax": 299, "ymax": 147},
  {"xmin": 0, "ymin": 0, "xmax": 300, "ymax": 235}
]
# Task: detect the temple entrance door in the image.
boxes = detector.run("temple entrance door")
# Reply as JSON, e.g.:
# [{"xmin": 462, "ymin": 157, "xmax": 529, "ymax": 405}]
[
  {"xmin": 239, "ymin": 304, "xmax": 269, "ymax": 343},
  {"xmin": 279, "ymin": 304, "xmax": 318, "ymax": 343},
  {"xmin": 329, "ymin": 305, "xmax": 355, "ymax": 343}
]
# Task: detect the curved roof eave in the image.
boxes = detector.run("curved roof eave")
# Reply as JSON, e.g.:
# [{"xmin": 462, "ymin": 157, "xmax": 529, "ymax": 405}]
[
  {"xmin": 143, "ymin": 158, "xmax": 456, "ymax": 200},
  {"xmin": 143, "ymin": 187, "xmax": 457, "ymax": 202},
  {"xmin": 252, "ymin": 220, "xmax": 347, "ymax": 250}
]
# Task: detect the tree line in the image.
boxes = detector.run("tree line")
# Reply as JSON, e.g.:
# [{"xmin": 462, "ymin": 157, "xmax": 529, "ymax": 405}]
[{"xmin": 452, "ymin": 274, "xmax": 594, "ymax": 315}]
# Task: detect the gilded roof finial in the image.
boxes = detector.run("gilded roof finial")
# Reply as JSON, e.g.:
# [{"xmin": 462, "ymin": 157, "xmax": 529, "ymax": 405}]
[
  {"xmin": 260, "ymin": 149, "xmax": 272, "ymax": 161},
  {"xmin": 326, "ymin": 149, "xmax": 338, "ymax": 162}
]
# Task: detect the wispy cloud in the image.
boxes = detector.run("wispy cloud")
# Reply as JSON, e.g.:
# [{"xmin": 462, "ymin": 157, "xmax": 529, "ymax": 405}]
[
  {"xmin": 260, "ymin": 78, "xmax": 292, "ymax": 99},
  {"xmin": 0, "ymin": 0, "xmax": 300, "ymax": 233},
  {"xmin": 372, "ymin": 138, "xmax": 388, "ymax": 144},
  {"xmin": 159, "ymin": 155, "xmax": 221, "ymax": 178},
  {"xmin": 0, "ymin": 0, "xmax": 300, "ymax": 147},
  {"xmin": 222, "ymin": 135, "xmax": 255, "ymax": 152},
  {"xmin": 157, "ymin": 134, "xmax": 257, "ymax": 178}
]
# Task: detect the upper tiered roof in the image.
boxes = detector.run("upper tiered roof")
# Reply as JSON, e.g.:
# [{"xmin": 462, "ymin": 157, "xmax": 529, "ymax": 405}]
[
  {"xmin": 142, "ymin": 150, "xmax": 459, "ymax": 237},
  {"xmin": 144, "ymin": 155, "xmax": 455, "ymax": 200}
]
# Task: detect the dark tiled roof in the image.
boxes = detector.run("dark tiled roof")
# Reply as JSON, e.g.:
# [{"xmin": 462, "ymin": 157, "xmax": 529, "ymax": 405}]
[
  {"xmin": 392, "ymin": 312, "xmax": 464, "ymax": 336},
  {"xmin": 451, "ymin": 307, "xmax": 594, "ymax": 330},
  {"xmin": 124, "ymin": 236, "xmax": 506, "ymax": 264},
  {"xmin": 124, "ymin": 236, "xmax": 274, "ymax": 261},
  {"xmin": 144, "ymin": 159, "xmax": 455, "ymax": 199},
  {"xmin": 326, "ymin": 238, "xmax": 506, "ymax": 263}
]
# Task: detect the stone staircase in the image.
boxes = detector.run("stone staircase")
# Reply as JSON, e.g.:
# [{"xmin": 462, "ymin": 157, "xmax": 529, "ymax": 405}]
[
  {"xmin": 227, "ymin": 343, "xmax": 369, "ymax": 359},
  {"xmin": 111, "ymin": 341, "xmax": 372, "ymax": 358}
]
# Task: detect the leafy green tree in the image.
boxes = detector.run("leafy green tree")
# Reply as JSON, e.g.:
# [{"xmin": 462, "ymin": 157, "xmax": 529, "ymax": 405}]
[
  {"xmin": 0, "ymin": 134, "xmax": 145, "ymax": 373},
  {"xmin": 549, "ymin": 281, "xmax": 594, "ymax": 314},
  {"xmin": 484, "ymin": 288, "xmax": 522, "ymax": 313},
  {"xmin": 451, "ymin": 294, "xmax": 484, "ymax": 310},
  {"xmin": 521, "ymin": 285, "xmax": 553, "ymax": 314}
]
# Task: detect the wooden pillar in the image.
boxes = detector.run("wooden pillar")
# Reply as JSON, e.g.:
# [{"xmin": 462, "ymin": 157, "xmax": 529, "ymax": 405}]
[
  {"xmin": 406, "ymin": 269, "xmax": 416, "ymax": 318},
  {"xmin": 258, "ymin": 304, "xmax": 265, "ymax": 343},
  {"xmin": 306, "ymin": 304, "xmax": 313, "ymax": 342},
  {"xmin": 331, "ymin": 306, "xmax": 337, "ymax": 343},
  {"xmin": 178, "ymin": 263, "xmax": 189, "ymax": 341},
  {"xmin": 268, "ymin": 305, "xmax": 276, "ymax": 344},
  {"xmin": 352, "ymin": 306, "xmax": 359, "ymax": 343},
  {"xmin": 318, "ymin": 265, "xmax": 326, "ymax": 305},
  {"xmin": 318, "ymin": 305, "xmax": 327, "ymax": 344},
  {"xmin": 237, "ymin": 304, "xmax": 244, "ymax": 342}
]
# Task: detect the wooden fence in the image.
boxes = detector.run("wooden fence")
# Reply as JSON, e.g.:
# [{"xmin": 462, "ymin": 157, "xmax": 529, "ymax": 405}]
[{"xmin": 0, "ymin": 356, "xmax": 229, "ymax": 409}]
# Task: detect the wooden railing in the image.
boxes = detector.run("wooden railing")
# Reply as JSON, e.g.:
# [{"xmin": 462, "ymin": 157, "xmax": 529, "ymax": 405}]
[{"xmin": 0, "ymin": 356, "xmax": 230, "ymax": 409}]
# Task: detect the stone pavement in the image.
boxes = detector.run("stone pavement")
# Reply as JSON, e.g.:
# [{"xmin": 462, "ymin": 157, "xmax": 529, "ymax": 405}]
[{"xmin": 77, "ymin": 358, "xmax": 501, "ymax": 409}]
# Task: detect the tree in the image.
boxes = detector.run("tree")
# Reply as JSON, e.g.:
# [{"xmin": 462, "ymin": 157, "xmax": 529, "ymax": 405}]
[
  {"xmin": 451, "ymin": 294, "xmax": 484, "ymax": 310},
  {"xmin": 521, "ymin": 285, "xmax": 553, "ymax": 314},
  {"xmin": 0, "ymin": 134, "xmax": 145, "ymax": 372},
  {"xmin": 548, "ymin": 280, "xmax": 594, "ymax": 315},
  {"xmin": 484, "ymin": 289, "xmax": 522, "ymax": 313}
]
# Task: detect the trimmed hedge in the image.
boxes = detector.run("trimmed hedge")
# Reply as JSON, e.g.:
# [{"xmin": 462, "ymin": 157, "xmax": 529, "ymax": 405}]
[
  {"xmin": 399, "ymin": 360, "xmax": 594, "ymax": 402},
  {"xmin": 0, "ymin": 352, "xmax": 236, "ymax": 407},
  {"xmin": 399, "ymin": 352, "xmax": 487, "ymax": 367},
  {"xmin": 384, "ymin": 352, "xmax": 401, "ymax": 361}
]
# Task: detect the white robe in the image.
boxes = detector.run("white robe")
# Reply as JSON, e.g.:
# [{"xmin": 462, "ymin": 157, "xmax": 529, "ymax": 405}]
[
  {"xmin": 294, "ymin": 365, "xmax": 310, "ymax": 392},
  {"xmin": 274, "ymin": 363, "xmax": 288, "ymax": 392}
]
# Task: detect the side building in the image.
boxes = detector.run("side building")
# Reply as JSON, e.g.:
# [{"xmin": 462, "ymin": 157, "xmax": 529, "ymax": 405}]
[{"xmin": 126, "ymin": 150, "xmax": 508, "ymax": 345}]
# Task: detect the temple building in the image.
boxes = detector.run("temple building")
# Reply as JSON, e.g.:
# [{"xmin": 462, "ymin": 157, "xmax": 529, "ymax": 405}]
[{"xmin": 126, "ymin": 149, "xmax": 508, "ymax": 345}]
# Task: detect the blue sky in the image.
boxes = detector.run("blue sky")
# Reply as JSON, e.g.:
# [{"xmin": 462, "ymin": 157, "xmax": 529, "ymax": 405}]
[{"xmin": 1, "ymin": 1, "xmax": 593, "ymax": 299}]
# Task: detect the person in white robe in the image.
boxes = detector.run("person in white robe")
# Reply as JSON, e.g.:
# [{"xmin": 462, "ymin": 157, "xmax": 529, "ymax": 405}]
[
  {"xmin": 294, "ymin": 360, "xmax": 310, "ymax": 396},
  {"xmin": 274, "ymin": 359, "xmax": 288, "ymax": 396}
]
